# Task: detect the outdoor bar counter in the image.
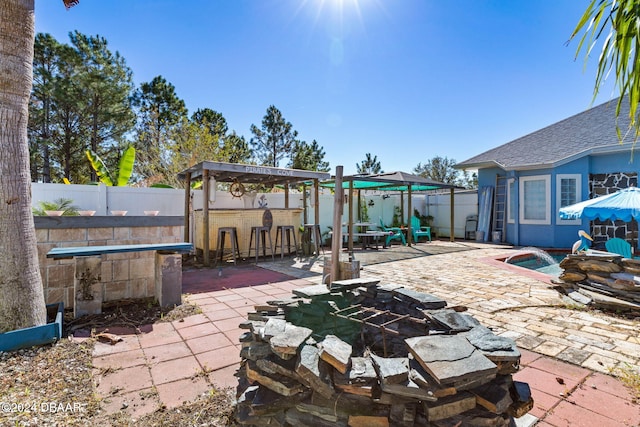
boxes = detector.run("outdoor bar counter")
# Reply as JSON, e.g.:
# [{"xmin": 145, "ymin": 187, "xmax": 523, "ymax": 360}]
[{"xmin": 193, "ymin": 208, "xmax": 303, "ymax": 258}]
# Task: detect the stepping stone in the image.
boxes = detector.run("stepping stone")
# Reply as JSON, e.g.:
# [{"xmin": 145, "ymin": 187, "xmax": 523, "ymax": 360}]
[
  {"xmin": 246, "ymin": 361, "xmax": 306, "ymax": 396},
  {"xmin": 405, "ymin": 335, "xmax": 497, "ymax": 386},
  {"xmin": 423, "ymin": 392, "xmax": 477, "ymax": 421},
  {"xmin": 293, "ymin": 285, "xmax": 333, "ymax": 298},
  {"xmin": 318, "ymin": 334, "xmax": 352, "ymax": 374},
  {"xmin": 393, "ymin": 288, "xmax": 447, "ymax": 309},
  {"xmin": 295, "ymin": 345, "xmax": 335, "ymax": 399},
  {"xmin": 269, "ymin": 323, "xmax": 312, "ymax": 359},
  {"xmin": 330, "ymin": 278, "xmax": 380, "ymax": 291},
  {"xmin": 370, "ymin": 354, "xmax": 409, "ymax": 384},
  {"xmin": 262, "ymin": 318, "xmax": 287, "ymax": 340},
  {"xmin": 429, "ymin": 310, "xmax": 479, "ymax": 333},
  {"xmin": 240, "ymin": 342, "xmax": 273, "ymax": 361}
]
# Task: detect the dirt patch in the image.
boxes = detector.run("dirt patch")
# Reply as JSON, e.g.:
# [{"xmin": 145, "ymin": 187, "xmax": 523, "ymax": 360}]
[{"xmin": 1, "ymin": 299, "xmax": 236, "ymax": 426}]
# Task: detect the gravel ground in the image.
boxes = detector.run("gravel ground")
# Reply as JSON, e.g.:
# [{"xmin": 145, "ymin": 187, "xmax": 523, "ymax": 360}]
[{"xmin": 0, "ymin": 300, "xmax": 237, "ymax": 426}]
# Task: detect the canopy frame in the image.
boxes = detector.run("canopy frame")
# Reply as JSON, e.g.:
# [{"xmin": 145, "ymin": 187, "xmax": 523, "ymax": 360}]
[{"xmin": 178, "ymin": 161, "xmax": 330, "ymax": 265}]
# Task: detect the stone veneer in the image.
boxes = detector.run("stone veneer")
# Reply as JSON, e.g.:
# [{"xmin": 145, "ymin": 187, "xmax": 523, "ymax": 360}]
[
  {"xmin": 589, "ymin": 172, "xmax": 638, "ymax": 246},
  {"xmin": 34, "ymin": 216, "xmax": 184, "ymax": 308}
]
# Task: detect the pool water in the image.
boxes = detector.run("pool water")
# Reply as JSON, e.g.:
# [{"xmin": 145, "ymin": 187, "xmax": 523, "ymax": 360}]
[{"xmin": 506, "ymin": 253, "xmax": 567, "ymax": 276}]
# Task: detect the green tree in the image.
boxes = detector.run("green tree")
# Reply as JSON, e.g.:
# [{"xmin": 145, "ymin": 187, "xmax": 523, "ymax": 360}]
[
  {"xmin": 133, "ymin": 75, "xmax": 187, "ymax": 182},
  {"xmin": 356, "ymin": 153, "xmax": 383, "ymax": 175},
  {"xmin": 69, "ymin": 31, "xmax": 135, "ymax": 182},
  {"xmin": 48, "ymin": 41, "xmax": 87, "ymax": 182},
  {"xmin": 414, "ymin": 156, "xmax": 459, "ymax": 184},
  {"xmin": 191, "ymin": 108, "xmax": 228, "ymax": 138},
  {"xmin": 221, "ymin": 131, "xmax": 252, "ymax": 164},
  {"xmin": 289, "ymin": 139, "xmax": 330, "ymax": 171},
  {"xmin": 250, "ymin": 105, "xmax": 298, "ymax": 167},
  {"xmin": 570, "ymin": 0, "xmax": 640, "ymax": 138},
  {"xmin": 166, "ymin": 117, "xmax": 223, "ymax": 187},
  {"xmin": 28, "ymin": 33, "xmax": 62, "ymax": 182}
]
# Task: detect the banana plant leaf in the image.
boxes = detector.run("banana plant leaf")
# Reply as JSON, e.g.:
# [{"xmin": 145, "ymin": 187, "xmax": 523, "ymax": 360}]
[
  {"xmin": 85, "ymin": 149, "xmax": 114, "ymax": 186},
  {"xmin": 115, "ymin": 145, "xmax": 135, "ymax": 186}
]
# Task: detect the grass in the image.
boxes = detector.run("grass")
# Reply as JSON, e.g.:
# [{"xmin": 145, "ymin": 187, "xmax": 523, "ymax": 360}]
[{"xmin": 612, "ymin": 362, "xmax": 640, "ymax": 402}]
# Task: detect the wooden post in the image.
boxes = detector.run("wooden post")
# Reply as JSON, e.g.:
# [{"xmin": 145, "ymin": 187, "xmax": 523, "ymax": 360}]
[
  {"xmin": 302, "ymin": 184, "xmax": 308, "ymax": 225},
  {"xmin": 203, "ymin": 169, "xmax": 210, "ymax": 266},
  {"xmin": 183, "ymin": 172, "xmax": 191, "ymax": 243},
  {"xmin": 330, "ymin": 166, "xmax": 344, "ymax": 287},
  {"xmin": 450, "ymin": 187, "xmax": 455, "ymax": 242},
  {"xmin": 407, "ymin": 186, "xmax": 413, "ymax": 246},
  {"xmin": 314, "ymin": 178, "xmax": 320, "ymax": 226},
  {"xmin": 400, "ymin": 191, "xmax": 405, "ymax": 226},
  {"xmin": 348, "ymin": 180, "xmax": 354, "ymax": 253},
  {"xmin": 284, "ymin": 183, "xmax": 289, "ymax": 208}
]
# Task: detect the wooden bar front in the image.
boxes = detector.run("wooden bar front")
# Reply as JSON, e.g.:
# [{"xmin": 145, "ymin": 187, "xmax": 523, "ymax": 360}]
[{"xmin": 194, "ymin": 209, "xmax": 303, "ymax": 258}]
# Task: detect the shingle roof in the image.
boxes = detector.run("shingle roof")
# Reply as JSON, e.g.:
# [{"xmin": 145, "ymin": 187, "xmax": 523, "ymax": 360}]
[{"xmin": 456, "ymin": 98, "xmax": 635, "ymax": 171}]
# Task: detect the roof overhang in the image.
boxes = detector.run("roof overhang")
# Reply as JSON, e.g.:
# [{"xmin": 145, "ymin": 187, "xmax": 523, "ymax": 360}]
[
  {"xmin": 177, "ymin": 161, "xmax": 330, "ymax": 186},
  {"xmin": 456, "ymin": 142, "xmax": 638, "ymax": 172}
]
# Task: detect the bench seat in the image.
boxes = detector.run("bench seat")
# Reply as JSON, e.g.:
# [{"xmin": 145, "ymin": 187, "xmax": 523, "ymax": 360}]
[
  {"xmin": 46, "ymin": 243, "xmax": 193, "ymax": 259},
  {"xmin": 46, "ymin": 242, "xmax": 192, "ymax": 316}
]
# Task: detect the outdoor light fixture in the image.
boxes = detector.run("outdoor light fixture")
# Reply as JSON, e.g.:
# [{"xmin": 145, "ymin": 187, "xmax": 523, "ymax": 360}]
[{"xmin": 368, "ymin": 200, "xmax": 375, "ymax": 207}]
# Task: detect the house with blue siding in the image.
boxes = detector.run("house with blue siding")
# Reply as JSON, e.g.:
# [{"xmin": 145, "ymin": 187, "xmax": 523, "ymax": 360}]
[{"xmin": 456, "ymin": 99, "xmax": 639, "ymax": 249}]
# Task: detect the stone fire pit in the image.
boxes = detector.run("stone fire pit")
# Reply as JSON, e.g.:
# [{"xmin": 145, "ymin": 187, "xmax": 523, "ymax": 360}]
[{"xmin": 235, "ymin": 279, "xmax": 533, "ymax": 426}]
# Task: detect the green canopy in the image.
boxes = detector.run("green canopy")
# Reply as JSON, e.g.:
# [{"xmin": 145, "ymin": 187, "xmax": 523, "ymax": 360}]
[{"xmin": 319, "ymin": 171, "xmax": 459, "ymax": 192}]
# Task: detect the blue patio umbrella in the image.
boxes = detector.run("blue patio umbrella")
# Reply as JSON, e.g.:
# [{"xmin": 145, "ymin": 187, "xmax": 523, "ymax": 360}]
[
  {"xmin": 559, "ymin": 187, "xmax": 640, "ymax": 247},
  {"xmin": 559, "ymin": 187, "xmax": 640, "ymax": 222}
]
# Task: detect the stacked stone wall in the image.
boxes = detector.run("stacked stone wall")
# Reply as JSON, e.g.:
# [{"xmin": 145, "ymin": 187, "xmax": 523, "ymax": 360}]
[
  {"xmin": 35, "ymin": 218, "xmax": 183, "ymax": 308},
  {"xmin": 588, "ymin": 172, "xmax": 637, "ymax": 246}
]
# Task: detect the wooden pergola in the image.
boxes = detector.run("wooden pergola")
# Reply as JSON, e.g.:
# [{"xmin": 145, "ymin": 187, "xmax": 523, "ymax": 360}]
[
  {"xmin": 321, "ymin": 171, "xmax": 462, "ymax": 253},
  {"xmin": 177, "ymin": 161, "xmax": 330, "ymax": 265}
]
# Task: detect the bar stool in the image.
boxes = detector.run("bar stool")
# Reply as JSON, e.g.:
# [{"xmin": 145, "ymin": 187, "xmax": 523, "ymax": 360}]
[
  {"xmin": 216, "ymin": 227, "xmax": 240, "ymax": 266},
  {"xmin": 303, "ymin": 223, "xmax": 323, "ymax": 256},
  {"xmin": 275, "ymin": 225, "xmax": 298, "ymax": 258},
  {"xmin": 248, "ymin": 210, "xmax": 274, "ymax": 263}
]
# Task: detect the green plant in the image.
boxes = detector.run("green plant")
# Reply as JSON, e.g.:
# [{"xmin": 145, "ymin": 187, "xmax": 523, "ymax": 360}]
[
  {"xmin": 611, "ymin": 362, "xmax": 640, "ymax": 400},
  {"xmin": 86, "ymin": 145, "xmax": 135, "ymax": 186},
  {"xmin": 414, "ymin": 208, "xmax": 433, "ymax": 227},
  {"xmin": 392, "ymin": 206, "xmax": 402, "ymax": 227},
  {"xmin": 32, "ymin": 198, "xmax": 79, "ymax": 216},
  {"xmin": 360, "ymin": 199, "xmax": 370, "ymax": 222},
  {"xmin": 321, "ymin": 226, "xmax": 333, "ymax": 246}
]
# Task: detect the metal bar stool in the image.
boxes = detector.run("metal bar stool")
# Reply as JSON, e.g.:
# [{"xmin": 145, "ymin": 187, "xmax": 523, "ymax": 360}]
[
  {"xmin": 216, "ymin": 227, "xmax": 240, "ymax": 266},
  {"xmin": 248, "ymin": 209, "xmax": 274, "ymax": 263},
  {"xmin": 275, "ymin": 225, "xmax": 298, "ymax": 258},
  {"xmin": 303, "ymin": 223, "xmax": 323, "ymax": 256}
]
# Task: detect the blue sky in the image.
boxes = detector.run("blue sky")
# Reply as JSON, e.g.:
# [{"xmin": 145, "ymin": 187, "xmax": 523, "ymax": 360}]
[{"xmin": 36, "ymin": 0, "xmax": 616, "ymax": 175}]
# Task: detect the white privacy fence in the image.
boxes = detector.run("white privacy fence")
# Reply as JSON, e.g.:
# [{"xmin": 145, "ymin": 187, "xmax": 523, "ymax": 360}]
[
  {"xmin": 32, "ymin": 183, "xmax": 186, "ymax": 216},
  {"xmin": 32, "ymin": 183, "xmax": 478, "ymax": 238}
]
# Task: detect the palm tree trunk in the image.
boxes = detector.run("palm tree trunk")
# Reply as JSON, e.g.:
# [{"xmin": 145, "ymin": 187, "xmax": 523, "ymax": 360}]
[{"xmin": 0, "ymin": 0, "xmax": 47, "ymax": 332}]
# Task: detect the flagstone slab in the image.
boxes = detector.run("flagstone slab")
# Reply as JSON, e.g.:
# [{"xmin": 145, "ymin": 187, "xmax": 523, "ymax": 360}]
[
  {"xmin": 393, "ymin": 288, "xmax": 447, "ymax": 309},
  {"xmin": 318, "ymin": 334, "xmax": 352, "ymax": 374},
  {"xmin": 405, "ymin": 335, "xmax": 497, "ymax": 386}
]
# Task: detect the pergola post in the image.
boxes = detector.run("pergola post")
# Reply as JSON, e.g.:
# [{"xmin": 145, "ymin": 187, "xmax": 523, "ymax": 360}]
[
  {"xmin": 183, "ymin": 172, "xmax": 191, "ymax": 243},
  {"xmin": 314, "ymin": 178, "xmax": 320, "ymax": 226},
  {"xmin": 450, "ymin": 187, "xmax": 455, "ymax": 242},
  {"xmin": 284, "ymin": 183, "xmax": 289, "ymax": 208},
  {"xmin": 348, "ymin": 180, "xmax": 354, "ymax": 253},
  {"xmin": 302, "ymin": 184, "xmax": 308, "ymax": 224},
  {"xmin": 202, "ymin": 169, "xmax": 210, "ymax": 266},
  {"xmin": 407, "ymin": 186, "xmax": 413, "ymax": 246},
  {"xmin": 330, "ymin": 167, "xmax": 344, "ymax": 287}
]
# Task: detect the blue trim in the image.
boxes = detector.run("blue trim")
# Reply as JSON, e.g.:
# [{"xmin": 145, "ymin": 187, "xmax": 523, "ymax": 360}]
[{"xmin": 0, "ymin": 302, "xmax": 64, "ymax": 352}]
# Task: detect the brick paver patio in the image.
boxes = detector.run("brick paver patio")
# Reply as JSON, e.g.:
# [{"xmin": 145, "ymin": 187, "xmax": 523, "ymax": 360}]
[{"xmin": 88, "ymin": 240, "xmax": 639, "ymax": 425}]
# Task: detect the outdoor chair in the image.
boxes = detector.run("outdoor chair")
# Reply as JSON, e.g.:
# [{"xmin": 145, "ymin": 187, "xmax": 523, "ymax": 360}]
[
  {"xmin": 410, "ymin": 215, "xmax": 431, "ymax": 242},
  {"xmin": 605, "ymin": 237, "xmax": 634, "ymax": 258},
  {"xmin": 379, "ymin": 217, "xmax": 406, "ymax": 246}
]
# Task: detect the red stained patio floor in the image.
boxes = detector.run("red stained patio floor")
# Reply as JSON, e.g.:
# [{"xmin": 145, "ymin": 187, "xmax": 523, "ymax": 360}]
[{"xmin": 87, "ymin": 265, "xmax": 639, "ymax": 425}]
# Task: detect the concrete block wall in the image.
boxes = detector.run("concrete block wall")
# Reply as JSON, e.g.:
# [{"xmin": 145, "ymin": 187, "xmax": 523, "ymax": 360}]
[{"xmin": 35, "ymin": 216, "xmax": 184, "ymax": 308}]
